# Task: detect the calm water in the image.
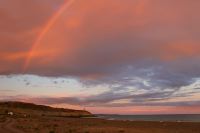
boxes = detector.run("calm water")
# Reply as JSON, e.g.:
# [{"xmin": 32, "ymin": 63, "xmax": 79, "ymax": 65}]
[{"xmin": 97, "ymin": 114, "xmax": 200, "ymax": 122}]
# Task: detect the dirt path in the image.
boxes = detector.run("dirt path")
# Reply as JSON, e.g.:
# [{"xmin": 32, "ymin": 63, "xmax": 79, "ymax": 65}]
[{"xmin": 0, "ymin": 118, "xmax": 24, "ymax": 133}]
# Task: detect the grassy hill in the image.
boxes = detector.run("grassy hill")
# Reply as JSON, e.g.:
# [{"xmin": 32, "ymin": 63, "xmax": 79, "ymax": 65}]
[{"xmin": 0, "ymin": 101, "xmax": 93, "ymax": 117}]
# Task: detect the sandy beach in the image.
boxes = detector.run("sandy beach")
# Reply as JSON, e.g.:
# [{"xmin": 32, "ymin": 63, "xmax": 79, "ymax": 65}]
[{"xmin": 1, "ymin": 115, "xmax": 200, "ymax": 133}]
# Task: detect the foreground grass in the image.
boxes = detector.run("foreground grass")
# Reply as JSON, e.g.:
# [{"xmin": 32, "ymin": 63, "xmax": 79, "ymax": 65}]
[{"xmin": 4, "ymin": 115, "xmax": 197, "ymax": 133}]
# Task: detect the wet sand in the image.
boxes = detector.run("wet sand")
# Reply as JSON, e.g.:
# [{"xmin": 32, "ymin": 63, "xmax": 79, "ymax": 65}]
[{"xmin": 0, "ymin": 115, "xmax": 200, "ymax": 133}]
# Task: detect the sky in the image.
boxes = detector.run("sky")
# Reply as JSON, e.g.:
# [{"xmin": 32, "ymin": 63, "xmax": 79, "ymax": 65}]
[{"xmin": 0, "ymin": 0, "xmax": 200, "ymax": 114}]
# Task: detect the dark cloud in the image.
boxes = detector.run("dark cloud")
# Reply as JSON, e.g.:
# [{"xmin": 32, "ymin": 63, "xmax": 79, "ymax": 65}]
[
  {"xmin": 2, "ymin": 90, "xmax": 199, "ymax": 107},
  {"xmin": 0, "ymin": 89, "xmax": 15, "ymax": 92}
]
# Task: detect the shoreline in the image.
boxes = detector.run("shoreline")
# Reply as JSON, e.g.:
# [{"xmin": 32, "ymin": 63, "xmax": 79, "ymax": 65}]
[{"xmin": 96, "ymin": 114, "xmax": 200, "ymax": 123}]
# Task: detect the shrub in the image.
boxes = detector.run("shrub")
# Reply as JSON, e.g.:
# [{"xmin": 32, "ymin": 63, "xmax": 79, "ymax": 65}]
[{"xmin": 49, "ymin": 130, "xmax": 55, "ymax": 133}]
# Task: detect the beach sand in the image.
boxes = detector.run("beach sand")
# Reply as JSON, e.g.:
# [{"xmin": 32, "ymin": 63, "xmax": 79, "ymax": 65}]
[{"xmin": 1, "ymin": 115, "xmax": 200, "ymax": 133}]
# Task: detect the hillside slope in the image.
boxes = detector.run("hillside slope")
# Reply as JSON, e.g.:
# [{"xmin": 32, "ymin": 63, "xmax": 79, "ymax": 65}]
[{"xmin": 0, "ymin": 101, "xmax": 93, "ymax": 117}]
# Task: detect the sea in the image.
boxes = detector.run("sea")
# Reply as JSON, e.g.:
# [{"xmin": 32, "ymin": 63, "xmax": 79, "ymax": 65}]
[{"xmin": 96, "ymin": 114, "xmax": 200, "ymax": 122}]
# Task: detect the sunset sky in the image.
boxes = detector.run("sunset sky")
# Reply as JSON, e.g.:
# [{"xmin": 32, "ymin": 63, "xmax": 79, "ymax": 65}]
[{"xmin": 0, "ymin": 0, "xmax": 200, "ymax": 114}]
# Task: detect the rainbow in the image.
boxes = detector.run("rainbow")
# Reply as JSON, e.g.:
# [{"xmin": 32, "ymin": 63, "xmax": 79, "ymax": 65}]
[{"xmin": 23, "ymin": 0, "xmax": 75, "ymax": 72}]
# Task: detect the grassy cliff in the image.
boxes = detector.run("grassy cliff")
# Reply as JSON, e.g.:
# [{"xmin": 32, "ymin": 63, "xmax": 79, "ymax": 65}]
[{"xmin": 0, "ymin": 101, "xmax": 93, "ymax": 117}]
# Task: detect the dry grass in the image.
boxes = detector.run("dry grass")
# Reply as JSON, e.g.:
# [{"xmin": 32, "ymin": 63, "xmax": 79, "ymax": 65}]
[{"xmin": 11, "ymin": 116, "xmax": 200, "ymax": 133}]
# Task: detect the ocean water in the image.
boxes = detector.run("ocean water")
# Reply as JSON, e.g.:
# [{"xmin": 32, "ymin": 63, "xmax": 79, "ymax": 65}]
[{"xmin": 97, "ymin": 114, "xmax": 200, "ymax": 122}]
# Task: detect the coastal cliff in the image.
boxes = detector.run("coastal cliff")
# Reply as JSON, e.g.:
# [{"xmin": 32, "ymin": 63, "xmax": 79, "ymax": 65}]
[{"xmin": 0, "ymin": 101, "xmax": 93, "ymax": 117}]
